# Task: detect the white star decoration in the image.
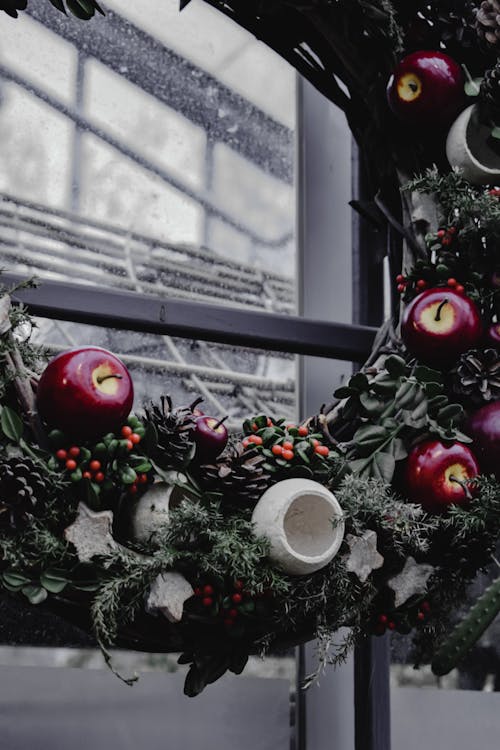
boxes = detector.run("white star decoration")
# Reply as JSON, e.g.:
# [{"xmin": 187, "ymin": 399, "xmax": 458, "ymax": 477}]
[
  {"xmin": 64, "ymin": 502, "xmax": 118, "ymax": 562},
  {"xmin": 344, "ymin": 530, "xmax": 384, "ymax": 582},
  {"xmin": 146, "ymin": 572, "xmax": 194, "ymax": 623},
  {"xmin": 388, "ymin": 556, "xmax": 434, "ymax": 608}
]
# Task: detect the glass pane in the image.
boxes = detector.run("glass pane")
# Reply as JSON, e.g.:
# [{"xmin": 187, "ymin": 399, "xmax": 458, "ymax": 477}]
[{"xmin": 0, "ymin": 1, "xmax": 295, "ymax": 310}]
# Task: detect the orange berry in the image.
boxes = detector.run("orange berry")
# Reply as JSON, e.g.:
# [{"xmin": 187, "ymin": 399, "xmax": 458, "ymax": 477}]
[
  {"xmin": 126, "ymin": 439, "xmax": 133, "ymax": 451},
  {"xmin": 65, "ymin": 459, "xmax": 77, "ymax": 471},
  {"xmin": 271, "ymin": 444, "xmax": 283, "ymax": 456},
  {"xmin": 130, "ymin": 433, "xmax": 141, "ymax": 444},
  {"xmin": 266, "ymin": 418, "xmax": 273, "ymax": 427},
  {"xmin": 83, "ymin": 471, "xmax": 92, "ymax": 480},
  {"xmin": 251, "ymin": 422, "xmax": 258, "ymax": 432},
  {"xmin": 89, "ymin": 460, "xmax": 101, "ymax": 472},
  {"xmin": 282, "ymin": 441, "xmax": 294, "ymax": 451},
  {"xmin": 311, "ymin": 438, "xmax": 320, "ymax": 447},
  {"xmin": 455, "ymin": 284, "xmax": 465, "ymax": 294},
  {"xmin": 314, "ymin": 445, "xmax": 329, "ymax": 457},
  {"xmin": 252, "ymin": 435, "xmax": 263, "ymax": 445},
  {"xmin": 447, "ymin": 278, "xmax": 457, "ymax": 287},
  {"xmin": 121, "ymin": 425, "xmax": 133, "ymax": 438},
  {"xmin": 298, "ymin": 425, "xmax": 308, "ymax": 437},
  {"xmin": 242, "ymin": 438, "xmax": 250, "ymax": 448},
  {"xmin": 56, "ymin": 449, "xmax": 67, "ymax": 461},
  {"xmin": 286, "ymin": 423, "xmax": 296, "ymax": 429},
  {"xmin": 68, "ymin": 446, "xmax": 80, "ymax": 458},
  {"xmin": 94, "ymin": 472, "xmax": 105, "ymax": 483},
  {"xmin": 282, "ymin": 449, "xmax": 294, "ymax": 460}
]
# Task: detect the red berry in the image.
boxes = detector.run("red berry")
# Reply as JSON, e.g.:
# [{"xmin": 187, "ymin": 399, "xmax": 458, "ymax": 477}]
[
  {"xmin": 417, "ymin": 612, "xmax": 425, "ymax": 621},
  {"xmin": 232, "ymin": 593, "xmax": 243, "ymax": 604},
  {"xmin": 271, "ymin": 444, "xmax": 283, "ymax": 456},
  {"xmin": 396, "ymin": 274, "xmax": 405, "ymax": 283},
  {"xmin": 437, "ymin": 229, "xmax": 445, "ymax": 238},
  {"xmin": 447, "ymin": 278, "xmax": 457, "ymax": 288},
  {"xmin": 65, "ymin": 459, "xmax": 77, "ymax": 471},
  {"xmin": 455, "ymin": 284, "xmax": 465, "ymax": 294},
  {"xmin": 89, "ymin": 460, "xmax": 101, "ymax": 472},
  {"xmin": 203, "ymin": 584, "xmax": 214, "ymax": 596},
  {"xmin": 128, "ymin": 484, "xmax": 138, "ymax": 494},
  {"xmin": 397, "ymin": 284, "xmax": 406, "ymax": 294},
  {"xmin": 378, "ymin": 614, "xmax": 388, "ymax": 625},
  {"xmin": 56, "ymin": 449, "xmax": 67, "ymax": 461},
  {"xmin": 282, "ymin": 441, "xmax": 294, "ymax": 451},
  {"xmin": 442, "ymin": 236, "xmax": 452, "ymax": 246},
  {"xmin": 388, "ymin": 621, "xmax": 396, "ymax": 630},
  {"xmin": 121, "ymin": 425, "xmax": 133, "ymax": 438},
  {"xmin": 83, "ymin": 471, "xmax": 92, "ymax": 480},
  {"xmin": 242, "ymin": 438, "xmax": 250, "ymax": 448},
  {"xmin": 282, "ymin": 449, "xmax": 294, "ymax": 460},
  {"xmin": 202, "ymin": 596, "xmax": 213, "ymax": 607},
  {"xmin": 233, "ymin": 580, "xmax": 244, "ymax": 590},
  {"xmin": 311, "ymin": 438, "xmax": 320, "ymax": 447},
  {"xmin": 416, "ymin": 279, "xmax": 427, "ymax": 290},
  {"xmin": 139, "ymin": 473, "xmax": 148, "ymax": 484},
  {"xmin": 248, "ymin": 435, "xmax": 263, "ymax": 445},
  {"xmin": 194, "ymin": 587, "xmax": 202, "ymax": 596},
  {"xmin": 251, "ymin": 422, "xmax": 258, "ymax": 432},
  {"xmin": 314, "ymin": 445, "xmax": 329, "ymax": 457},
  {"xmin": 448, "ymin": 226, "xmax": 457, "ymax": 235},
  {"xmin": 267, "ymin": 418, "xmax": 273, "ymax": 427},
  {"xmin": 421, "ymin": 601, "xmax": 431, "ymax": 613},
  {"xmin": 126, "ymin": 439, "xmax": 133, "ymax": 451},
  {"xmin": 298, "ymin": 425, "xmax": 309, "ymax": 437},
  {"xmin": 229, "ymin": 608, "xmax": 238, "ymax": 618},
  {"xmin": 68, "ymin": 446, "xmax": 80, "ymax": 458},
  {"xmin": 130, "ymin": 433, "xmax": 141, "ymax": 445},
  {"xmin": 94, "ymin": 471, "xmax": 105, "ymax": 483}
]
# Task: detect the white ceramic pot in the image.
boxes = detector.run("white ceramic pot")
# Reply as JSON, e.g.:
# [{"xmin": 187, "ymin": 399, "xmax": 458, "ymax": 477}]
[
  {"xmin": 251, "ymin": 478, "xmax": 345, "ymax": 576},
  {"xmin": 131, "ymin": 482, "xmax": 193, "ymax": 544},
  {"xmin": 446, "ymin": 104, "xmax": 500, "ymax": 185}
]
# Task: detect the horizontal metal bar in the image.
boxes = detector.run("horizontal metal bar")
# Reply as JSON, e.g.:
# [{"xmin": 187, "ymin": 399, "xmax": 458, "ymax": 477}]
[
  {"xmin": 25, "ymin": 4, "xmax": 293, "ymax": 184},
  {"xmin": 3, "ymin": 275, "xmax": 377, "ymax": 361}
]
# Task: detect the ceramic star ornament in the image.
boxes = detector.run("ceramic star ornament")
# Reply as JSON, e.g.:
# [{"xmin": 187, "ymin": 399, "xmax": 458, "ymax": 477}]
[
  {"xmin": 388, "ymin": 556, "xmax": 434, "ymax": 607},
  {"xmin": 65, "ymin": 502, "xmax": 118, "ymax": 563},
  {"xmin": 146, "ymin": 572, "xmax": 194, "ymax": 623},
  {"xmin": 344, "ymin": 530, "xmax": 384, "ymax": 582}
]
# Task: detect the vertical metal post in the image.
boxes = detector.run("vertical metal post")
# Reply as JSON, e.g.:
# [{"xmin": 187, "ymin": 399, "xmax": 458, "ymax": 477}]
[
  {"xmin": 296, "ymin": 74, "xmax": 356, "ymax": 750},
  {"xmin": 71, "ymin": 50, "xmax": 86, "ymax": 213}
]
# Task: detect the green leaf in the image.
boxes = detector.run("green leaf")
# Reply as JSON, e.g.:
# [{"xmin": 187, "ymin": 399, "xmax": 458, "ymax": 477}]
[
  {"xmin": 349, "ymin": 372, "xmax": 369, "ymax": 392},
  {"xmin": 384, "ymin": 355, "xmax": 407, "ymax": 377},
  {"xmin": 132, "ymin": 460, "xmax": 152, "ymax": 473},
  {"xmin": 492, "ymin": 125, "xmax": 500, "ymax": 140},
  {"xmin": 22, "ymin": 584, "xmax": 48, "ymax": 605},
  {"xmin": 414, "ymin": 366, "xmax": 442, "ymax": 384},
  {"xmin": 354, "ymin": 425, "xmax": 388, "ymax": 445},
  {"xmin": 2, "ymin": 571, "xmax": 31, "ymax": 589},
  {"xmin": 372, "ymin": 452, "xmax": 396, "ymax": 482},
  {"xmin": 390, "ymin": 438, "xmax": 408, "ymax": 461},
  {"xmin": 49, "ymin": 0, "xmax": 67, "ymax": 13},
  {"xmin": 333, "ymin": 386, "xmax": 355, "ymax": 399},
  {"xmin": 437, "ymin": 404, "xmax": 464, "ymax": 423},
  {"xmin": 120, "ymin": 466, "xmax": 138, "ymax": 485},
  {"xmin": 40, "ymin": 569, "xmax": 69, "ymax": 594},
  {"xmin": 464, "ymin": 78, "xmax": 481, "ymax": 98},
  {"xmin": 359, "ymin": 392, "xmax": 386, "ymax": 416},
  {"xmin": 1, "ymin": 406, "xmax": 23, "ymax": 441}
]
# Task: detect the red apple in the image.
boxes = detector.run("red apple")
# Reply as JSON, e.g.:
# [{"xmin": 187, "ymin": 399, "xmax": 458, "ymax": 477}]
[
  {"xmin": 466, "ymin": 401, "xmax": 500, "ymax": 479},
  {"xmin": 405, "ymin": 440, "xmax": 480, "ymax": 513},
  {"xmin": 37, "ymin": 347, "xmax": 134, "ymax": 441},
  {"xmin": 401, "ymin": 288, "xmax": 482, "ymax": 367},
  {"xmin": 193, "ymin": 415, "xmax": 228, "ymax": 461},
  {"xmin": 387, "ymin": 51, "xmax": 465, "ymax": 129},
  {"xmin": 486, "ymin": 323, "xmax": 500, "ymax": 348}
]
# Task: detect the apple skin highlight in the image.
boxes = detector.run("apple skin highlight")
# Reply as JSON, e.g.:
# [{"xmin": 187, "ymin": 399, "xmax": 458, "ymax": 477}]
[{"xmin": 36, "ymin": 347, "xmax": 134, "ymax": 441}]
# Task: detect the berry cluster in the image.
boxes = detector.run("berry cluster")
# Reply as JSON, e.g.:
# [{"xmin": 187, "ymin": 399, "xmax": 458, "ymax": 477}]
[
  {"xmin": 191, "ymin": 579, "xmax": 272, "ymax": 630},
  {"xmin": 396, "ymin": 274, "xmax": 464, "ymax": 296},
  {"xmin": 241, "ymin": 416, "xmax": 335, "ymax": 477},
  {"xmin": 48, "ymin": 415, "xmax": 151, "ymax": 499},
  {"xmin": 373, "ymin": 600, "xmax": 431, "ymax": 636}
]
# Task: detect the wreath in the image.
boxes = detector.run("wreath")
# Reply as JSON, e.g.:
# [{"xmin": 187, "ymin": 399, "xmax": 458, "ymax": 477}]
[{"xmin": 0, "ymin": 1, "xmax": 499, "ymax": 697}]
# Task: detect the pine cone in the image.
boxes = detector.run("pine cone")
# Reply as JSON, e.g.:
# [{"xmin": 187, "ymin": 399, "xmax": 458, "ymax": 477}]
[
  {"xmin": 0, "ymin": 457, "xmax": 49, "ymax": 532},
  {"xmin": 143, "ymin": 395, "xmax": 197, "ymax": 471},
  {"xmin": 475, "ymin": 0, "xmax": 500, "ymax": 45},
  {"xmin": 453, "ymin": 348, "xmax": 500, "ymax": 404},
  {"xmin": 479, "ymin": 60, "xmax": 500, "ymax": 124},
  {"xmin": 198, "ymin": 440, "xmax": 271, "ymax": 509},
  {"xmin": 0, "ymin": 1, "xmax": 27, "ymax": 18}
]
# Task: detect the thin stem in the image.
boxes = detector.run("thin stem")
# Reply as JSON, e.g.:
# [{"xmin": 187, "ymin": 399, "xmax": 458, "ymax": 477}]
[
  {"xmin": 449, "ymin": 475, "xmax": 473, "ymax": 500},
  {"xmin": 97, "ymin": 373, "xmax": 123, "ymax": 384},
  {"xmin": 435, "ymin": 298, "xmax": 449, "ymax": 322}
]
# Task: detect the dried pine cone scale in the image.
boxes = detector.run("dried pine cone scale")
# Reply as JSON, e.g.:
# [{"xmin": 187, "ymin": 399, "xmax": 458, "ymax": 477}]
[
  {"xmin": 0, "ymin": 457, "xmax": 49, "ymax": 531},
  {"xmin": 199, "ymin": 440, "xmax": 271, "ymax": 509},
  {"xmin": 452, "ymin": 348, "xmax": 500, "ymax": 404},
  {"xmin": 479, "ymin": 59, "xmax": 500, "ymax": 124},
  {"xmin": 143, "ymin": 395, "xmax": 198, "ymax": 470},
  {"xmin": 476, "ymin": 0, "xmax": 500, "ymax": 45}
]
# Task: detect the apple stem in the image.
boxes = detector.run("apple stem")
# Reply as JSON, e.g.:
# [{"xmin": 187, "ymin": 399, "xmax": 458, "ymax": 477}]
[
  {"xmin": 213, "ymin": 416, "xmax": 228, "ymax": 430},
  {"xmin": 189, "ymin": 396, "xmax": 204, "ymax": 412},
  {"xmin": 97, "ymin": 373, "xmax": 123, "ymax": 384},
  {"xmin": 434, "ymin": 298, "xmax": 449, "ymax": 322},
  {"xmin": 449, "ymin": 475, "xmax": 473, "ymax": 500}
]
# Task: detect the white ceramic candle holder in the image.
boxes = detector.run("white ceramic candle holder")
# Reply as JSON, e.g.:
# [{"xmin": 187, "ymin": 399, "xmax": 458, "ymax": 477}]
[
  {"xmin": 251, "ymin": 478, "xmax": 345, "ymax": 576},
  {"xmin": 446, "ymin": 104, "xmax": 500, "ymax": 185}
]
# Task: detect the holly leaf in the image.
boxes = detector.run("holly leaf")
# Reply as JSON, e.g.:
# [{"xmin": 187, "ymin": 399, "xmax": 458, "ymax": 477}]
[
  {"xmin": 22, "ymin": 584, "xmax": 48, "ymax": 605},
  {"xmin": 40, "ymin": 569, "xmax": 69, "ymax": 594}
]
